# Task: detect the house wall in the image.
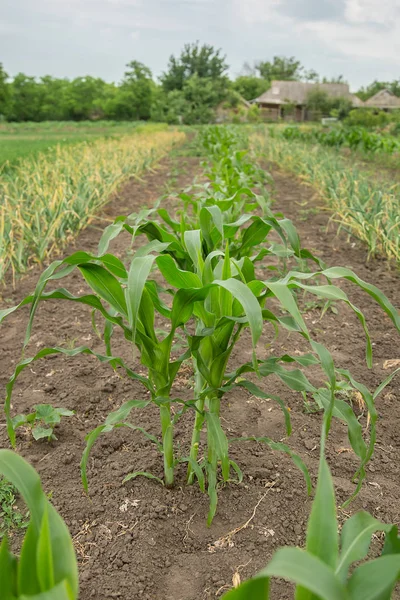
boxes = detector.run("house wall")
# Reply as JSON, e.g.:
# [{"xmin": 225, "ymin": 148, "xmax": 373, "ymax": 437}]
[
  {"xmin": 258, "ymin": 103, "xmax": 306, "ymax": 121},
  {"xmin": 259, "ymin": 105, "xmax": 281, "ymax": 121}
]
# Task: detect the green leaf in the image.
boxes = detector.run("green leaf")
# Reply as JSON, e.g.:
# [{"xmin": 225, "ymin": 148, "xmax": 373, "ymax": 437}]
[
  {"xmin": 382, "ymin": 526, "xmax": 400, "ymax": 556},
  {"xmin": 126, "ymin": 255, "xmax": 155, "ymax": 342},
  {"xmin": 313, "ymin": 389, "xmax": 366, "ymax": 462},
  {"xmin": 98, "ymin": 254, "xmax": 127, "ymax": 279},
  {"xmin": 336, "ymin": 512, "xmax": 393, "ymax": 582},
  {"xmin": 80, "ymin": 400, "xmax": 150, "ymax": 491},
  {"xmin": 156, "ymin": 255, "xmax": 202, "ymax": 288},
  {"xmin": 123, "ymin": 471, "xmax": 164, "ymax": 485},
  {"xmin": 20, "ymin": 579, "xmax": 75, "ymax": 600},
  {"xmin": 240, "ymin": 218, "xmax": 272, "ymax": 255},
  {"xmin": 32, "ymin": 426, "xmax": 54, "ymax": 441},
  {"xmin": 347, "ymin": 555, "xmax": 400, "ymax": 600},
  {"xmin": 297, "ymin": 459, "xmax": 338, "ymax": 600},
  {"xmin": 231, "ymin": 436, "xmax": 311, "ymax": 495},
  {"xmin": 205, "ymin": 412, "xmax": 230, "ymax": 481},
  {"xmin": 258, "ymin": 361, "xmax": 316, "ymax": 392},
  {"xmin": 221, "ymin": 578, "xmax": 270, "ymax": 599},
  {"xmin": 98, "ymin": 221, "xmax": 126, "ymax": 255},
  {"xmin": 36, "ymin": 509, "xmax": 55, "ymax": 591},
  {"xmin": 0, "ymin": 536, "xmax": 17, "ymax": 600},
  {"xmin": 320, "ymin": 267, "xmax": 400, "ymax": 332},
  {"xmin": 18, "ymin": 522, "xmax": 41, "ymax": 595},
  {"xmin": 0, "ymin": 451, "xmax": 78, "ymax": 598},
  {"xmin": 5, "ymin": 345, "xmax": 151, "ymax": 447},
  {"xmin": 237, "ymin": 380, "xmax": 292, "ymax": 435},
  {"xmin": 184, "ymin": 229, "xmax": 204, "ymax": 275},
  {"xmin": 262, "ymin": 547, "xmax": 348, "ymax": 600},
  {"xmin": 78, "ymin": 263, "xmax": 127, "ymax": 316},
  {"xmin": 214, "ymin": 278, "xmax": 263, "ymax": 348},
  {"xmin": 279, "ymin": 217, "xmax": 301, "ymax": 254},
  {"xmin": 266, "ymin": 281, "xmax": 309, "ymax": 335},
  {"xmin": 179, "ymin": 458, "xmax": 205, "ymax": 493}
]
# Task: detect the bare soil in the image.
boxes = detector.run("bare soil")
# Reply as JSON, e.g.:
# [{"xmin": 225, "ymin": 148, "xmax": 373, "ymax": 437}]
[{"xmin": 0, "ymin": 155, "xmax": 399, "ymax": 599}]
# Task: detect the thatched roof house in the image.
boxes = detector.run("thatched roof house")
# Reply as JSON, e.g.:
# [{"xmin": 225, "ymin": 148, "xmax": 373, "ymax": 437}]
[
  {"xmin": 253, "ymin": 80, "xmax": 363, "ymax": 121},
  {"xmin": 364, "ymin": 89, "xmax": 400, "ymax": 110}
]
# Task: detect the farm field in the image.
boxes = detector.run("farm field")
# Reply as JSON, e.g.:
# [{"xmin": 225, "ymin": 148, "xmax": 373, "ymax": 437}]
[
  {"xmin": 0, "ymin": 121, "xmax": 167, "ymax": 165},
  {"xmin": 259, "ymin": 128, "xmax": 400, "ymax": 263},
  {"xmin": 0, "ymin": 126, "xmax": 182, "ymax": 282},
  {"xmin": 0, "ymin": 127, "xmax": 400, "ymax": 599}
]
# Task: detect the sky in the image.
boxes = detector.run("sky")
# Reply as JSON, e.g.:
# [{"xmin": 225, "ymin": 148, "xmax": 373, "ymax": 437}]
[{"xmin": 0, "ymin": 0, "xmax": 399, "ymax": 91}]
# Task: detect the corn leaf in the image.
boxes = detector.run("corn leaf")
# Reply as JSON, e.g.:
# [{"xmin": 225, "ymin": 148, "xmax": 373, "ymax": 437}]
[
  {"xmin": 347, "ymin": 556, "xmax": 400, "ymax": 600},
  {"xmin": 297, "ymin": 459, "xmax": 338, "ymax": 600},
  {"xmin": 0, "ymin": 537, "xmax": 17, "ymax": 600},
  {"xmin": 78, "ymin": 263, "xmax": 127, "ymax": 316},
  {"xmin": 36, "ymin": 509, "xmax": 55, "ymax": 591},
  {"xmin": 336, "ymin": 513, "xmax": 393, "ymax": 583},
  {"xmin": 263, "ymin": 548, "xmax": 348, "ymax": 600}
]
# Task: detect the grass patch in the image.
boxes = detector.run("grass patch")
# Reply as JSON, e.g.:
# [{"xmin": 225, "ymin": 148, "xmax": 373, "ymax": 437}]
[
  {"xmin": 0, "ymin": 476, "xmax": 28, "ymax": 538},
  {"xmin": 0, "ymin": 121, "xmax": 169, "ymax": 165}
]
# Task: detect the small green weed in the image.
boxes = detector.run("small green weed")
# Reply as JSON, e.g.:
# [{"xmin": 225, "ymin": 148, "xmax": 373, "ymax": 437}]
[
  {"xmin": 0, "ymin": 477, "xmax": 28, "ymax": 538},
  {"xmin": 12, "ymin": 404, "xmax": 74, "ymax": 442}
]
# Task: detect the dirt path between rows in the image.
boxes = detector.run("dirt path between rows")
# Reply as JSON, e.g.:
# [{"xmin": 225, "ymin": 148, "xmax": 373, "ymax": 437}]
[{"xmin": 0, "ymin": 155, "xmax": 399, "ymax": 600}]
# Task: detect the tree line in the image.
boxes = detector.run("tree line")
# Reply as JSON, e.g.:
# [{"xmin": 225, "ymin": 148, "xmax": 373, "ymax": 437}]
[{"xmin": 0, "ymin": 43, "xmax": 399, "ymax": 124}]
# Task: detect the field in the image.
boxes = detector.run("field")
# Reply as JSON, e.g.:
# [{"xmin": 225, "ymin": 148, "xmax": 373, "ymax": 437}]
[
  {"xmin": 0, "ymin": 125, "xmax": 400, "ymax": 599},
  {"xmin": 0, "ymin": 121, "xmax": 167, "ymax": 165}
]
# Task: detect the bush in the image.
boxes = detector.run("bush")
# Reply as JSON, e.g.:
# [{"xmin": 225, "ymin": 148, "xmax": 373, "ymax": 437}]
[
  {"xmin": 345, "ymin": 108, "xmax": 391, "ymax": 128},
  {"xmin": 247, "ymin": 104, "xmax": 261, "ymax": 123}
]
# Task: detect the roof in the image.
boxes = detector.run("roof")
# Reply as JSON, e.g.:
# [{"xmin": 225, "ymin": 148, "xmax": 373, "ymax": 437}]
[
  {"xmin": 350, "ymin": 94, "xmax": 365, "ymax": 107},
  {"xmin": 254, "ymin": 80, "xmax": 362, "ymax": 107},
  {"xmin": 364, "ymin": 89, "xmax": 400, "ymax": 109}
]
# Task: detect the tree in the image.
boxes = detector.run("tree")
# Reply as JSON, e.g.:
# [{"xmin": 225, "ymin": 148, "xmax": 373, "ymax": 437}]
[
  {"xmin": 8, "ymin": 74, "xmax": 43, "ymax": 121},
  {"xmin": 38, "ymin": 76, "xmax": 70, "ymax": 120},
  {"xmin": 0, "ymin": 63, "xmax": 11, "ymax": 118},
  {"xmin": 306, "ymin": 89, "xmax": 352, "ymax": 120},
  {"xmin": 255, "ymin": 56, "xmax": 303, "ymax": 81},
  {"xmin": 322, "ymin": 75, "xmax": 347, "ymax": 84},
  {"xmin": 161, "ymin": 42, "xmax": 228, "ymax": 97},
  {"xmin": 304, "ymin": 69, "xmax": 319, "ymax": 83},
  {"xmin": 118, "ymin": 60, "xmax": 154, "ymax": 120},
  {"xmin": 357, "ymin": 79, "xmax": 400, "ymax": 101},
  {"xmin": 62, "ymin": 76, "xmax": 110, "ymax": 120},
  {"xmin": 233, "ymin": 75, "xmax": 267, "ymax": 101}
]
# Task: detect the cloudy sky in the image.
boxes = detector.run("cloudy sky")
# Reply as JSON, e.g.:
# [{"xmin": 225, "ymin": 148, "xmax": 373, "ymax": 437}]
[{"xmin": 0, "ymin": 0, "xmax": 398, "ymax": 90}]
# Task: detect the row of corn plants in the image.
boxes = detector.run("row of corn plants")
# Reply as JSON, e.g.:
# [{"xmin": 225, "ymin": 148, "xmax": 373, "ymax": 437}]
[
  {"xmin": 279, "ymin": 124, "xmax": 400, "ymax": 154},
  {"xmin": 0, "ymin": 129, "xmax": 185, "ymax": 283},
  {"xmin": 0, "ymin": 125, "xmax": 399, "ymax": 597},
  {"xmin": 255, "ymin": 133, "xmax": 400, "ymax": 263},
  {"xmin": 3, "ymin": 421, "xmax": 400, "ymax": 600},
  {"xmin": 3, "ymin": 430, "xmax": 400, "ymax": 600}
]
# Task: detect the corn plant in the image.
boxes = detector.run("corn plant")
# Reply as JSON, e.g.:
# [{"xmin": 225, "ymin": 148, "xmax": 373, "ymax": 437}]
[
  {"xmin": 222, "ymin": 402, "xmax": 400, "ymax": 600},
  {"xmin": 2, "ymin": 238, "xmax": 399, "ymax": 525},
  {"xmin": 0, "ymin": 450, "xmax": 78, "ymax": 600},
  {"xmin": 182, "ymin": 126, "xmax": 272, "ymax": 225},
  {"xmin": 1, "ymin": 126, "xmax": 399, "ymax": 526}
]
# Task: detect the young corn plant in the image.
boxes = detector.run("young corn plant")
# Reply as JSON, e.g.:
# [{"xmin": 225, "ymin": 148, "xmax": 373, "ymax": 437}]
[
  {"xmin": 180, "ymin": 125, "xmax": 272, "ymax": 226},
  {"xmin": 1, "ymin": 126, "xmax": 399, "ymax": 526},
  {"xmin": 0, "ymin": 450, "xmax": 78, "ymax": 600},
  {"xmin": 222, "ymin": 397, "xmax": 400, "ymax": 600},
  {"xmin": 150, "ymin": 229, "xmax": 400, "ymax": 521}
]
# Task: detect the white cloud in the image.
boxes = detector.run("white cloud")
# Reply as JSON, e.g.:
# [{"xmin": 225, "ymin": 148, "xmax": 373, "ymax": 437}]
[
  {"xmin": 302, "ymin": 18, "xmax": 400, "ymax": 63},
  {"xmin": 232, "ymin": 0, "xmax": 284, "ymax": 24},
  {"xmin": 0, "ymin": 0, "xmax": 399, "ymax": 87},
  {"xmin": 344, "ymin": 0, "xmax": 399, "ymax": 25}
]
